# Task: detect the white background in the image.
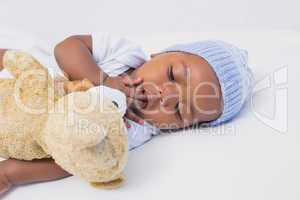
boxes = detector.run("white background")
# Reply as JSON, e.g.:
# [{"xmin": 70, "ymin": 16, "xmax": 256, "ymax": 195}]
[
  {"xmin": 0, "ymin": 1, "xmax": 300, "ymax": 200},
  {"xmin": 0, "ymin": 0, "xmax": 299, "ymax": 35}
]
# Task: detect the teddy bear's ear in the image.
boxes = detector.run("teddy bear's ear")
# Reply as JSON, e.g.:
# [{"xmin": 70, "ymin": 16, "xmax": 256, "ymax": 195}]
[{"xmin": 3, "ymin": 51, "xmax": 47, "ymax": 79}]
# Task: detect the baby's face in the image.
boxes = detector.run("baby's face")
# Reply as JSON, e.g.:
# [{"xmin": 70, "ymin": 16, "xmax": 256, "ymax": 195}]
[{"xmin": 130, "ymin": 52, "xmax": 223, "ymax": 130}]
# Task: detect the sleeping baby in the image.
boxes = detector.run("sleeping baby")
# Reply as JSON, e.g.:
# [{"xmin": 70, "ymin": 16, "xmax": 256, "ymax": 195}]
[{"xmin": 0, "ymin": 33, "xmax": 253, "ymax": 194}]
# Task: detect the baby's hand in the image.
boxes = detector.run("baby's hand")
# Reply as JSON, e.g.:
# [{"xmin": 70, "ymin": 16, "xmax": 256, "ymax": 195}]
[
  {"xmin": 103, "ymin": 76, "xmax": 136, "ymax": 98},
  {"xmin": 104, "ymin": 76, "xmax": 146, "ymax": 125},
  {"xmin": 0, "ymin": 160, "xmax": 13, "ymax": 195},
  {"xmin": 123, "ymin": 76, "xmax": 147, "ymax": 126}
]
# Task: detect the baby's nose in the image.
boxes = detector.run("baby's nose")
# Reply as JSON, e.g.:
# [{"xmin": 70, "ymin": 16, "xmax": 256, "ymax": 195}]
[
  {"xmin": 149, "ymin": 85, "xmax": 179, "ymax": 108},
  {"xmin": 161, "ymin": 92, "xmax": 179, "ymax": 108}
]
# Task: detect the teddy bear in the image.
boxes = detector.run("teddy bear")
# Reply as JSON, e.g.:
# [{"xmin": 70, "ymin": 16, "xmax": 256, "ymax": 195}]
[{"xmin": 0, "ymin": 50, "xmax": 128, "ymax": 189}]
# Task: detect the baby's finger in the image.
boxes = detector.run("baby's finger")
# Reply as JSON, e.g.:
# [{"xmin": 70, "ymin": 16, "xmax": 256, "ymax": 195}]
[
  {"xmin": 135, "ymin": 85, "xmax": 147, "ymax": 101},
  {"xmin": 125, "ymin": 86, "xmax": 143, "ymax": 99},
  {"xmin": 127, "ymin": 87, "xmax": 136, "ymax": 98},
  {"xmin": 123, "ymin": 76, "xmax": 143, "ymax": 87},
  {"xmin": 127, "ymin": 95, "xmax": 147, "ymax": 110},
  {"xmin": 122, "ymin": 76, "xmax": 134, "ymax": 86},
  {"xmin": 125, "ymin": 110, "xmax": 144, "ymax": 125},
  {"xmin": 126, "ymin": 96, "xmax": 135, "ymax": 107},
  {"xmin": 120, "ymin": 85, "xmax": 134, "ymax": 98},
  {"xmin": 131, "ymin": 77, "xmax": 143, "ymax": 86}
]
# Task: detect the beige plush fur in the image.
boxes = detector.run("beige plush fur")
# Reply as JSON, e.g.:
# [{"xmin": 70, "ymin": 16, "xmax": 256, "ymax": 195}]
[{"xmin": 0, "ymin": 51, "xmax": 128, "ymax": 188}]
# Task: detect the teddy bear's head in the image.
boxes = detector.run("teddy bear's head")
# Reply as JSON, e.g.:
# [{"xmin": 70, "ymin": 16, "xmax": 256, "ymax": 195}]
[{"xmin": 42, "ymin": 87, "xmax": 129, "ymax": 188}]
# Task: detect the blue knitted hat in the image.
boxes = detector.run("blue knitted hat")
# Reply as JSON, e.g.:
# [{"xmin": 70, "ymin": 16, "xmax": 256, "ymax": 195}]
[{"xmin": 161, "ymin": 40, "xmax": 254, "ymax": 126}]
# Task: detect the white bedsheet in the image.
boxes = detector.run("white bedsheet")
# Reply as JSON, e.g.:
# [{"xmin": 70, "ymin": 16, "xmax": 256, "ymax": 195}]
[{"xmin": 1, "ymin": 30, "xmax": 300, "ymax": 200}]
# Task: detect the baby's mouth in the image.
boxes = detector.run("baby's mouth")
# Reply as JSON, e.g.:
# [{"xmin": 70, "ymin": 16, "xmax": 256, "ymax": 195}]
[
  {"xmin": 134, "ymin": 89, "xmax": 149, "ymax": 110},
  {"xmin": 140, "ymin": 100, "xmax": 148, "ymax": 109}
]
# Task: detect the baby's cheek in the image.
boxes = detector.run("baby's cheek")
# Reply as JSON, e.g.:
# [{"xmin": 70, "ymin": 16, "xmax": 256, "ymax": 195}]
[{"xmin": 145, "ymin": 112, "xmax": 180, "ymax": 129}]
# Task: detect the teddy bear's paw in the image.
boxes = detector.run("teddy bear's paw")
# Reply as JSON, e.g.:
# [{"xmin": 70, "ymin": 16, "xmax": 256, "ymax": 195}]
[
  {"xmin": 90, "ymin": 176, "xmax": 125, "ymax": 189},
  {"xmin": 64, "ymin": 79, "xmax": 94, "ymax": 94}
]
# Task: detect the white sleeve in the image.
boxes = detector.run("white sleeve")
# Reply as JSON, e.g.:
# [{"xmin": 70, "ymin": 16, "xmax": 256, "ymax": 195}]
[
  {"xmin": 91, "ymin": 32, "xmax": 149, "ymax": 77},
  {"xmin": 126, "ymin": 120, "xmax": 160, "ymax": 150}
]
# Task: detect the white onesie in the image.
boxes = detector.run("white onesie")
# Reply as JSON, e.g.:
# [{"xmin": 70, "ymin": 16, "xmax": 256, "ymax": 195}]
[{"xmin": 26, "ymin": 32, "xmax": 160, "ymax": 150}]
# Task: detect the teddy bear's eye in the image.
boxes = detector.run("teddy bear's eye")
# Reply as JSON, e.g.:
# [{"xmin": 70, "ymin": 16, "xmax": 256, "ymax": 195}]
[{"xmin": 112, "ymin": 101, "xmax": 119, "ymax": 108}]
